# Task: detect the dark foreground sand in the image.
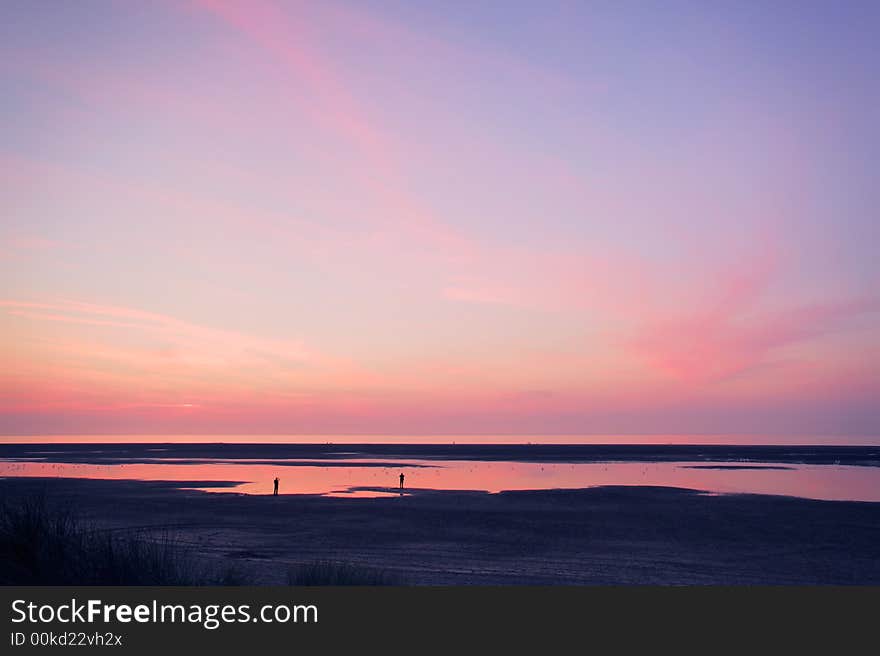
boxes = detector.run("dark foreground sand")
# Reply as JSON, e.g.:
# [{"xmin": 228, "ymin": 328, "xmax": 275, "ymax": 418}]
[{"xmin": 3, "ymin": 477, "xmax": 880, "ymax": 585}]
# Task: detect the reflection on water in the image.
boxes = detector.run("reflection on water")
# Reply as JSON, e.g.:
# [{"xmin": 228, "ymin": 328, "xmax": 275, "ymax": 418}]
[{"xmin": 2, "ymin": 456, "xmax": 880, "ymax": 501}]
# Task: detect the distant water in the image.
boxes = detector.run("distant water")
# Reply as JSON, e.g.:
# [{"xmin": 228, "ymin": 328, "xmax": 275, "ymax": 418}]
[
  {"xmin": 1, "ymin": 442, "xmax": 879, "ymax": 502},
  {"xmin": 3, "ymin": 434, "xmax": 879, "ymax": 445}
]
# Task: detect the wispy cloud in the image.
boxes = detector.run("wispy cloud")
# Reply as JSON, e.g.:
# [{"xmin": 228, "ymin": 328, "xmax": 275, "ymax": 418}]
[
  {"xmin": 0, "ymin": 297, "xmax": 389, "ymax": 415},
  {"xmin": 1, "ymin": 298, "xmax": 315, "ymax": 362},
  {"xmin": 193, "ymin": 0, "xmax": 472, "ymax": 258},
  {"xmin": 627, "ymin": 249, "xmax": 880, "ymax": 383}
]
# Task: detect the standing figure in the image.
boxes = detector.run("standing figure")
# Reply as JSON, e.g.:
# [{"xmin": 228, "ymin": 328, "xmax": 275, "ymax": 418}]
[
  {"xmin": 399, "ymin": 472, "xmax": 405, "ymax": 490},
  {"xmin": 273, "ymin": 477, "xmax": 279, "ymax": 496}
]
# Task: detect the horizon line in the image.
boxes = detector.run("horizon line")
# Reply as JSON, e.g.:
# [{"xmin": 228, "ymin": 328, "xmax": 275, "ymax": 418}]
[{"xmin": 1, "ymin": 433, "xmax": 878, "ymax": 446}]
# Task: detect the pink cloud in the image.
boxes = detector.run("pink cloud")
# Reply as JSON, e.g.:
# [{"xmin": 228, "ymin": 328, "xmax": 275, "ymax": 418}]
[
  {"xmin": 0, "ymin": 297, "xmax": 393, "ymax": 410},
  {"xmin": 192, "ymin": 0, "xmax": 473, "ymax": 258},
  {"xmin": 628, "ymin": 249, "xmax": 880, "ymax": 384}
]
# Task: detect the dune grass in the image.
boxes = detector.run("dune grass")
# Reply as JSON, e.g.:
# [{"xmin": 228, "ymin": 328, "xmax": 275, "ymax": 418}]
[
  {"xmin": 1, "ymin": 493, "xmax": 405, "ymax": 586},
  {"xmin": 0, "ymin": 494, "xmax": 241, "ymax": 585}
]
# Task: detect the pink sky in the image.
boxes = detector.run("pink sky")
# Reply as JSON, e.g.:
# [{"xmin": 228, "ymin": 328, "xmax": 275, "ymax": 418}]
[{"xmin": 1, "ymin": 1, "xmax": 878, "ymax": 440}]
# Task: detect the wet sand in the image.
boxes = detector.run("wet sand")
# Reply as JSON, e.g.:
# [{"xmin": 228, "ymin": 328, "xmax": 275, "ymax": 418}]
[{"xmin": 2, "ymin": 476, "xmax": 879, "ymax": 585}]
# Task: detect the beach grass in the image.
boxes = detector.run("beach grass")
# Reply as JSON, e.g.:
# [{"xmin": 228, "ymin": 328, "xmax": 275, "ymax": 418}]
[{"xmin": 0, "ymin": 494, "xmax": 241, "ymax": 585}]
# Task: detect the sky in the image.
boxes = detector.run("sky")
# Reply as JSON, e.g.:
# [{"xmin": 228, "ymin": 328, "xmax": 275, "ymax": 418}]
[{"xmin": 1, "ymin": 1, "xmax": 878, "ymax": 440}]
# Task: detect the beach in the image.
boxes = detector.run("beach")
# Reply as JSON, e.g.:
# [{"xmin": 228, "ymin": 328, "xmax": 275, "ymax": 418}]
[{"xmin": 2, "ymin": 473, "xmax": 879, "ymax": 585}]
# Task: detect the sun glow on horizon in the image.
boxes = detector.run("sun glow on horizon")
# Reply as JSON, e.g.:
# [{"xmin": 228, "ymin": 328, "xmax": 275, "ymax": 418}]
[{"xmin": 2, "ymin": 435, "xmax": 878, "ymax": 447}]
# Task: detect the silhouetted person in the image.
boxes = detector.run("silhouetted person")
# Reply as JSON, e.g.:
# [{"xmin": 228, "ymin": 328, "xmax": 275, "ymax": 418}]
[
  {"xmin": 273, "ymin": 477, "xmax": 279, "ymax": 496},
  {"xmin": 399, "ymin": 472, "xmax": 405, "ymax": 490}
]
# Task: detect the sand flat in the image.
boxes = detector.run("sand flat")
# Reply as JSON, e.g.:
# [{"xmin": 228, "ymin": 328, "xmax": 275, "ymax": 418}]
[{"xmin": 2, "ymin": 476, "xmax": 879, "ymax": 585}]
